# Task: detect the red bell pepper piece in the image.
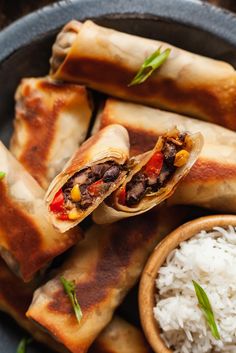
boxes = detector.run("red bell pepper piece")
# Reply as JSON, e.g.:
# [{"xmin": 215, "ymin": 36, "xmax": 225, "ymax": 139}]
[
  {"xmin": 118, "ymin": 186, "xmax": 126, "ymax": 205},
  {"xmin": 50, "ymin": 189, "xmax": 65, "ymax": 213},
  {"xmin": 87, "ymin": 180, "xmax": 105, "ymax": 196},
  {"xmin": 145, "ymin": 151, "xmax": 164, "ymax": 177}
]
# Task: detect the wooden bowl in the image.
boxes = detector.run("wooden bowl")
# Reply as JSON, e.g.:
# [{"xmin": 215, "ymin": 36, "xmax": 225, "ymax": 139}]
[{"xmin": 139, "ymin": 214, "xmax": 236, "ymax": 353}]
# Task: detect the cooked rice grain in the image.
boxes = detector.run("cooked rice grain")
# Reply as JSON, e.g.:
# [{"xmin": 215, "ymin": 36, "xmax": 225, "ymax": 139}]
[{"xmin": 154, "ymin": 226, "xmax": 236, "ymax": 353}]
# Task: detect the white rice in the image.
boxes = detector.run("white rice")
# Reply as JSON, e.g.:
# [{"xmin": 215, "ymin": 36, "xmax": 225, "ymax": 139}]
[{"xmin": 154, "ymin": 226, "xmax": 236, "ymax": 353}]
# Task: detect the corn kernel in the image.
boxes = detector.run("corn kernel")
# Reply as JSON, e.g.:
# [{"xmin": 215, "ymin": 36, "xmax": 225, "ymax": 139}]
[
  {"xmin": 184, "ymin": 135, "xmax": 193, "ymax": 150},
  {"xmin": 174, "ymin": 150, "xmax": 190, "ymax": 167},
  {"xmin": 70, "ymin": 184, "xmax": 81, "ymax": 202},
  {"xmin": 68, "ymin": 208, "xmax": 81, "ymax": 220}
]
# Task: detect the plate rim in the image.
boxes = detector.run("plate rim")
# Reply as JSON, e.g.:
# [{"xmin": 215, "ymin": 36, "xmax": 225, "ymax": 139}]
[{"xmin": 1, "ymin": 0, "xmax": 236, "ymax": 63}]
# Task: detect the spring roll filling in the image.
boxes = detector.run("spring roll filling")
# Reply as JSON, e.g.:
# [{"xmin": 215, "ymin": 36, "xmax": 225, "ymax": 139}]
[
  {"xmin": 118, "ymin": 133, "xmax": 191, "ymax": 207},
  {"xmin": 50, "ymin": 161, "xmax": 125, "ymax": 220}
]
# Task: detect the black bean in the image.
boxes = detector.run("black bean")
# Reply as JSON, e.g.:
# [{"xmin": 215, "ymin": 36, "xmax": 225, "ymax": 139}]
[
  {"xmin": 79, "ymin": 184, "xmax": 87, "ymax": 194},
  {"xmin": 152, "ymin": 162, "xmax": 175, "ymax": 192},
  {"xmin": 62, "ymin": 179, "xmax": 73, "ymax": 192},
  {"xmin": 179, "ymin": 132, "xmax": 186, "ymax": 142},
  {"xmin": 62, "ymin": 188, "xmax": 71, "ymax": 201},
  {"xmin": 126, "ymin": 172, "xmax": 147, "ymax": 206},
  {"xmin": 103, "ymin": 165, "xmax": 120, "ymax": 182},
  {"xmin": 79, "ymin": 190, "xmax": 93, "ymax": 210},
  {"xmin": 87, "ymin": 174, "xmax": 96, "ymax": 186},
  {"xmin": 91, "ymin": 163, "xmax": 111, "ymax": 179},
  {"xmin": 127, "ymin": 172, "xmax": 146, "ymax": 187},
  {"xmin": 126, "ymin": 182, "xmax": 146, "ymax": 206}
]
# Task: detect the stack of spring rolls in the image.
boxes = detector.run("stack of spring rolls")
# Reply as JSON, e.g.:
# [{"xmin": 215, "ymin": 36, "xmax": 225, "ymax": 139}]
[{"xmin": 1, "ymin": 18, "xmax": 236, "ymax": 353}]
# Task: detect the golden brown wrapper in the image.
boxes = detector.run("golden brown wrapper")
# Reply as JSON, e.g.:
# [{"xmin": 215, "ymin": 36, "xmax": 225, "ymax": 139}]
[
  {"xmin": 46, "ymin": 124, "xmax": 130, "ymax": 232},
  {"xmin": 0, "ymin": 258, "xmax": 151, "ymax": 353},
  {"xmin": 93, "ymin": 98, "xmax": 236, "ymax": 213},
  {"xmin": 0, "ymin": 142, "xmax": 81, "ymax": 282},
  {"xmin": 10, "ymin": 77, "xmax": 93, "ymax": 190},
  {"xmin": 27, "ymin": 206, "xmax": 184, "ymax": 353},
  {"xmin": 51, "ymin": 20, "xmax": 236, "ymax": 130},
  {"xmin": 93, "ymin": 130, "xmax": 203, "ymax": 224},
  {"xmin": 89, "ymin": 316, "xmax": 153, "ymax": 353}
]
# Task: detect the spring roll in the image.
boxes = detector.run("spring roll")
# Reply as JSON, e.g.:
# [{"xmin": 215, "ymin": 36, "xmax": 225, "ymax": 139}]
[
  {"xmin": 89, "ymin": 316, "xmax": 152, "ymax": 353},
  {"xmin": 46, "ymin": 124, "xmax": 129, "ymax": 232},
  {"xmin": 50, "ymin": 20, "xmax": 236, "ymax": 130},
  {"xmin": 93, "ymin": 98, "xmax": 236, "ymax": 213},
  {"xmin": 0, "ymin": 141, "xmax": 81, "ymax": 282},
  {"xmin": 0, "ymin": 259, "xmax": 150, "ymax": 353},
  {"xmin": 0, "ymin": 258, "xmax": 68, "ymax": 353},
  {"xmin": 27, "ymin": 206, "xmax": 183, "ymax": 353},
  {"xmin": 10, "ymin": 77, "xmax": 93, "ymax": 190},
  {"xmin": 93, "ymin": 129, "xmax": 203, "ymax": 223},
  {"xmin": 0, "ymin": 259, "xmax": 35, "ymax": 332}
]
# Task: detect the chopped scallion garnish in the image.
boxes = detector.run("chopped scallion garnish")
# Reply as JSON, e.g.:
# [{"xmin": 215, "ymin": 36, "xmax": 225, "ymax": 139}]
[
  {"xmin": 16, "ymin": 337, "xmax": 32, "ymax": 353},
  {"xmin": 192, "ymin": 280, "xmax": 220, "ymax": 340},
  {"xmin": 60, "ymin": 276, "xmax": 82, "ymax": 323},
  {"xmin": 128, "ymin": 47, "xmax": 171, "ymax": 86},
  {"xmin": 0, "ymin": 171, "xmax": 6, "ymax": 180}
]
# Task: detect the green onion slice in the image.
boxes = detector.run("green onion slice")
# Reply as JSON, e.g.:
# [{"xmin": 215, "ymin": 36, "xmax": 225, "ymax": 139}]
[
  {"xmin": 16, "ymin": 337, "xmax": 32, "ymax": 353},
  {"xmin": 128, "ymin": 47, "xmax": 171, "ymax": 86},
  {"xmin": 60, "ymin": 276, "xmax": 82, "ymax": 323},
  {"xmin": 0, "ymin": 171, "xmax": 6, "ymax": 180},
  {"xmin": 192, "ymin": 280, "xmax": 221, "ymax": 340}
]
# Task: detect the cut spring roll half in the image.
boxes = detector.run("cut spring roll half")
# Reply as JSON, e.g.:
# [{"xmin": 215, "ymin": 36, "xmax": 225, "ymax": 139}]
[
  {"xmin": 27, "ymin": 206, "xmax": 185, "ymax": 353},
  {"xmin": 94, "ymin": 98, "xmax": 236, "ymax": 213},
  {"xmin": 93, "ymin": 129, "xmax": 203, "ymax": 223},
  {"xmin": 51, "ymin": 20, "xmax": 236, "ymax": 130},
  {"xmin": 0, "ymin": 142, "xmax": 81, "ymax": 282},
  {"xmin": 10, "ymin": 77, "xmax": 93, "ymax": 190},
  {"xmin": 46, "ymin": 124, "xmax": 129, "ymax": 232}
]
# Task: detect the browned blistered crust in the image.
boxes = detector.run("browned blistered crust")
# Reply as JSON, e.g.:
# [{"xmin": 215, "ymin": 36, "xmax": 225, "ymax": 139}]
[
  {"xmin": 27, "ymin": 207, "xmax": 181, "ymax": 353},
  {"xmin": 184, "ymin": 158, "xmax": 236, "ymax": 183},
  {"xmin": 63, "ymin": 124, "xmax": 125, "ymax": 176},
  {"xmin": 49, "ymin": 212, "xmax": 157, "ymax": 315},
  {"xmin": 57, "ymin": 55, "xmax": 236, "ymax": 130},
  {"xmin": 89, "ymin": 343, "xmax": 114, "ymax": 353},
  {"xmin": 11, "ymin": 78, "xmax": 91, "ymax": 189},
  {"xmin": 0, "ymin": 181, "xmax": 79, "ymax": 282},
  {"xmin": 0, "ymin": 258, "xmax": 33, "ymax": 316},
  {"xmin": 64, "ymin": 127, "xmax": 102, "ymax": 176},
  {"xmin": 0, "ymin": 259, "xmax": 70, "ymax": 353},
  {"xmin": 0, "ymin": 257, "xmax": 150, "ymax": 353},
  {"xmin": 98, "ymin": 107, "xmax": 162, "ymax": 156}
]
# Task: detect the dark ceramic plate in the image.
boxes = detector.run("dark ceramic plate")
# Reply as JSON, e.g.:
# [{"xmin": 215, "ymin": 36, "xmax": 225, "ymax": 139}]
[{"xmin": 1, "ymin": 0, "xmax": 236, "ymax": 351}]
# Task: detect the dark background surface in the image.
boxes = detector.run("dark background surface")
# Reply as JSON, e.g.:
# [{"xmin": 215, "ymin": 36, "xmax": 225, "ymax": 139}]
[{"xmin": 0, "ymin": 0, "xmax": 236, "ymax": 29}]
